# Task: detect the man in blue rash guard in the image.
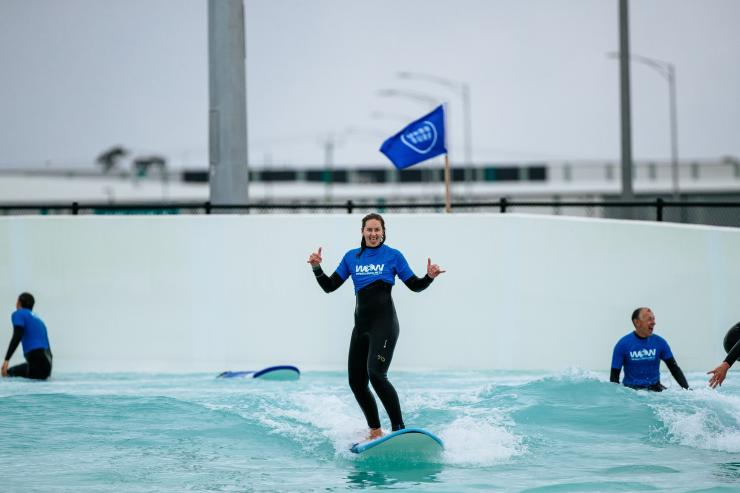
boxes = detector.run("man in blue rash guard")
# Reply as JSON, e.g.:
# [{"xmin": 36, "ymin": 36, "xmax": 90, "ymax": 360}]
[
  {"xmin": 307, "ymin": 213, "xmax": 445, "ymax": 441},
  {"xmin": 610, "ymin": 307, "xmax": 689, "ymax": 391},
  {"xmin": 2, "ymin": 292, "xmax": 53, "ymax": 380},
  {"xmin": 707, "ymin": 321, "xmax": 740, "ymax": 388}
]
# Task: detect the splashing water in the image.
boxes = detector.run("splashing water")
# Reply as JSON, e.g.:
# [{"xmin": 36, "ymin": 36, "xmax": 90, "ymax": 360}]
[{"xmin": 1, "ymin": 370, "xmax": 739, "ymax": 491}]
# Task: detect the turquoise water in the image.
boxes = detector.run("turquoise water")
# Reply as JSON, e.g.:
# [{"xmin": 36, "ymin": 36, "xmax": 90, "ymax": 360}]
[{"xmin": 2, "ymin": 369, "xmax": 740, "ymax": 492}]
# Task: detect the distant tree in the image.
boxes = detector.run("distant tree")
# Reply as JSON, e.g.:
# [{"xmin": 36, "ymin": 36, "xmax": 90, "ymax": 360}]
[
  {"xmin": 96, "ymin": 146, "xmax": 129, "ymax": 173},
  {"xmin": 133, "ymin": 156, "xmax": 167, "ymax": 177}
]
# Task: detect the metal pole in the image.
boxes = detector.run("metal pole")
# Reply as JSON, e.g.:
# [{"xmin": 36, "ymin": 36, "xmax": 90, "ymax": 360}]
[
  {"xmin": 208, "ymin": 0, "xmax": 249, "ymax": 206},
  {"xmin": 462, "ymin": 82, "xmax": 473, "ymax": 186},
  {"xmin": 444, "ymin": 153, "xmax": 451, "ymax": 213},
  {"xmin": 461, "ymin": 83, "xmax": 472, "ymax": 166},
  {"xmin": 668, "ymin": 64, "xmax": 679, "ymax": 200},
  {"xmin": 618, "ymin": 0, "xmax": 634, "ymax": 208},
  {"xmin": 656, "ymin": 197, "xmax": 664, "ymax": 222},
  {"xmin": 607, "ymin": 52, "xmax": 679, "ymax": 201},
  {"xmin": 377, "ymin": 89, "xmax": 438, "ymax": 110},
  {"xmin": 323, "ymin": 134, "xmax": 334, "ymax": 201}
]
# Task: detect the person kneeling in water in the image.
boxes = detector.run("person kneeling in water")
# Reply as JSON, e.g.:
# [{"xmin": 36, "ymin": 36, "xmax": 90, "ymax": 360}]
[{"xmin": 2, "ymin": 292, "xmax": 53, "ymax": 380}]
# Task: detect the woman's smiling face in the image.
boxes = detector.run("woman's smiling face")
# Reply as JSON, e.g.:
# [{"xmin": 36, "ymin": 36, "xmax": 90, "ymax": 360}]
[{"xmin": 362, "ymin": 219, "xmax": 384, "ymax": 247}]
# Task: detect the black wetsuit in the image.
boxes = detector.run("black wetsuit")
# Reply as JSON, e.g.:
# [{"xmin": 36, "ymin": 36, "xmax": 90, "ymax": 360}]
[
  {"xmin": 723, "ymin": 322, "xmax": 740, "ymax": 367},
  {"xmin": 5, "ymin": 325, "xmax": 53, "ymax": 380},
  {"xmin": 313, "ymin": 266, "xmax": 432, "ymax": 431}
]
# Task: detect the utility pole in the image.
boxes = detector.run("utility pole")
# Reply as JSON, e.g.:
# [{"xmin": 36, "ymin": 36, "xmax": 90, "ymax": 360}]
[
  {"xmin": 618, "ymin": 0, "xmax": 634, "ymax": 208},
  {"xmin": 208, "ymin": 0, "xmax": 248, "ymax": 206}
]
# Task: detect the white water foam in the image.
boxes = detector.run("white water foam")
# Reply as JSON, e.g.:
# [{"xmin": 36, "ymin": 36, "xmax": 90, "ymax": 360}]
[
  {"xmin": 439, "ymin": 415, "xmax": 525, "ymax": 466},
  {"xmin": 652, "ymin": 388, "xmax": 740, "ymax": 453},
  {"xmin": 253, "ymin": 390, "xmax": 368, "ymax": 456}
]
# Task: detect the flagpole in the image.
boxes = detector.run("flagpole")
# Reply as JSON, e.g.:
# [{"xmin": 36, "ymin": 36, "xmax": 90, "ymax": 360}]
[
  {"xmin": 444, "ymin": 153, "xmax": 451, "ymax": 213},
  {"xmin": 443, "ymin": 103, "xmax": 451, "ymax": 213}
]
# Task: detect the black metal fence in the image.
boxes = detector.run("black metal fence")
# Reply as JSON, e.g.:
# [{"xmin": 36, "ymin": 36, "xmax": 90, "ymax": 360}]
[{"xmin": 1, "ymin": 198, "xmax": 739, "ymax": 227}]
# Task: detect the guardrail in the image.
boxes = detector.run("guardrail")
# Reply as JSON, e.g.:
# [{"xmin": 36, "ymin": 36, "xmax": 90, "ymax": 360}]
[{"xmin": 1, "ymin": 198, "xmax": 739, "ymax": 225}]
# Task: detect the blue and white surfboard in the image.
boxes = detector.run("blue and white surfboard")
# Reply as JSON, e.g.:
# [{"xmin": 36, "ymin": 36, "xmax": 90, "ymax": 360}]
[
  {"xmin": 350, "ymin": 428, "xmax": 443, "ymax": 459},
  {"xmin": 217, "ymin": 365, "xmax": 300, "ymax": 381}
]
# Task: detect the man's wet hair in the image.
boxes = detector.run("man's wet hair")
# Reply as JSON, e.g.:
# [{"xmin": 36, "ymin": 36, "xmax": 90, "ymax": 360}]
[
  {"xmin": 18, "ymin": 292, "xmax": 35, "ymax": 310},
  {"xmin": 631, "ymin": 307, "xmax": 647, "ymax": 323}
]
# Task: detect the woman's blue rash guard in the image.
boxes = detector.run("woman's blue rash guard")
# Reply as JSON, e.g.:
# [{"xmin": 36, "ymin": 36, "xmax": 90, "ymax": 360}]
[
  {"xmin": 312, "ymin": 243, "xmax": 433, "ymax": 430},
  {"xmin": 336, "ymin": 244, "xmax": 414, "ymax": 292}
]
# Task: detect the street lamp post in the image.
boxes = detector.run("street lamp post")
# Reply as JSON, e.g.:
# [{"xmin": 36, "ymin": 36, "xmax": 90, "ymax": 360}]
[
  {"xmin": 369, "ymin": 111, "xmax": 415, "ymax": 123},
  {"xmin": 608, "ymin": 52, "xmax": 679, "ymax": 199},
  {"xmin": 376, "ymin": 88, "xmax": 439, "ymax": 110},
  {"xmin": 377, "ymin": 87, "xmax": 452, "ymax": 211},
  {"xmin": 396, "ymin": 72, "xmax": 473, "ymax": 168}
]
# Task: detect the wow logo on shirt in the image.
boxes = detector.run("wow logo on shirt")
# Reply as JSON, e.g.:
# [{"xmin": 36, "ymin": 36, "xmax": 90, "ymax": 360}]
[
  {"xmin": 629, "ymin": 349, "xmax": 657, "ymax": 361},
  {"xmin": 355, "ymin": 264, "xmax": 385, "ymax": 276}
]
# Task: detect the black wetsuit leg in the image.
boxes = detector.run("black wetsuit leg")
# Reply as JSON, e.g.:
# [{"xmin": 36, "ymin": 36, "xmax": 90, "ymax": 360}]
[
  {"xmin": 347, "ymin": 281, "xmax": 405, "ymax": 431},
  {"xmin": 6, "ymin": 362, "xmax": 29, "ymax": 377},
  {"xmin": 348, "ymin": 326, "xmax": 381, "ymax": 429},
  {"xmin": 7, "ymin": 348, "xmax": 52, "ymax": 380}
]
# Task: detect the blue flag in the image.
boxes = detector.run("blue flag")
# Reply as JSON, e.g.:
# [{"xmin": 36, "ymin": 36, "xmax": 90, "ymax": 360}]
[{"xmin": 380, "ymin": 105, "xmax": 447, "ymax": 170}]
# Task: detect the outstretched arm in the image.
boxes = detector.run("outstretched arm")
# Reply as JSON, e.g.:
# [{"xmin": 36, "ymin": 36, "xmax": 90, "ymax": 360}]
[
  {"xmin": 664, "ymin": 357, "xmax": 690, "ymax": 389},
  {"xmin": 708, "ymin": 337, "xmax": 740, "ymax": 388},
  {"xmin": 307, "ymin": 247, "xmax": 345, "ymax": 293},
  {"xmin": 725, "ymin": 338, "xmax": 740, "ymax": 368},
  {"xmin": 403, "ymin": 258, "xmax": 445, "ymax": 293},
  {"xmin": 403, "ymin": 274, "xmax": 433, "ymax": 292},
  {"xmin": 2, "ymin": 326, "xmax": 23, "ymax": 377}
]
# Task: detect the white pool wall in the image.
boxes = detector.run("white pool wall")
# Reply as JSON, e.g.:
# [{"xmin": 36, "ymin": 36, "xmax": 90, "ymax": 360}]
[{"xmin": 1, "ymin": 213, "xmax": 737, "ymax": 373}]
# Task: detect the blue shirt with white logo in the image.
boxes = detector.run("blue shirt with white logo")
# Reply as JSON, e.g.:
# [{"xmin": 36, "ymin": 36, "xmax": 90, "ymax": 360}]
[
  {"xmin": 11, "ymin": 308, "xmax": 50, "ymax": 354},
  {"xmin": 611, "ymin": 332, "xmax": 673, "ymax": 387},
  {"xmin": 335, "ymin": 244, "xmax": 415, "ymax": 293}
]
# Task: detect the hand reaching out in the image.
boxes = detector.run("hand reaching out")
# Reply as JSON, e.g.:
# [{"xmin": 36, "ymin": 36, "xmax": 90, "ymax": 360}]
[
  {"xmin": 427, "ymin": 258, "xmax": 446, "ymax": 278},
  {"xmin": 707, "ymin": 362, "xmax": 730, "ymax": 388},
  {"xmin": 307, "ymin": 247, "xmax": 323, "ymax": 267}
]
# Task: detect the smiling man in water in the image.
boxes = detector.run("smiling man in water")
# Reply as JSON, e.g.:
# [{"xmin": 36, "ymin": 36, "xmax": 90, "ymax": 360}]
[{"xmin": 610, "ymin": 307, "xmax": 689, "ymax": 391}]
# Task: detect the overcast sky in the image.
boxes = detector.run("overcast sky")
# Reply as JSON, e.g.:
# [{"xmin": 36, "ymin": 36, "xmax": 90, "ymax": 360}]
[{"xmin": 1, "ymin": 0, "xmax": 738, "ymax": 170}]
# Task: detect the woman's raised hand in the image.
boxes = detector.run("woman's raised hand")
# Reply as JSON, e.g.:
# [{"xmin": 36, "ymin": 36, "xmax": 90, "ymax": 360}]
[
  {"xmin": 427, "ymin": 258, "xmax": 446, "ymax": 278},
  {"xmin": 307, "ymin": 247, "xmax": 323, "ymax": 267}
]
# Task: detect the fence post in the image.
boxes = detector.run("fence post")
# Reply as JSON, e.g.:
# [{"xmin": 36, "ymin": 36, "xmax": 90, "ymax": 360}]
[
  {"xmin": 72, "ymin": 202, "xmax": 79, "ymax": 215},
  {"xmin": 656, "ymin": 198, "xmax": 664, "ymax": 222},
  {"xmin": 205, "ymin": 201, "xmax": 212, "ymax": 215},
  {"xmin": 346, "ymin": 200, "xmax": 354, "ymax": 214},
  {"xmin": 500, "ymin": 197, "xmax": 508, "ymax": 213}
]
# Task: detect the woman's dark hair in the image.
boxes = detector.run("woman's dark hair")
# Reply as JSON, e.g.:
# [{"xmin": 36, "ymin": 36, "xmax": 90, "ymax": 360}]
[
  {"xmin": 357, "ymin": 213, "xmax": 386, "ymax": 257},
  {"xmin": 18, "ymin": 292, "xmax": 35, "ymax": 310}
]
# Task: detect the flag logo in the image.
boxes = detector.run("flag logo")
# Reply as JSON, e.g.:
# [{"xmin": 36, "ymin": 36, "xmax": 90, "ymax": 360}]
[{"xmin": 400, "ymin": 121, "xmax": 438, "ymax": 154}]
